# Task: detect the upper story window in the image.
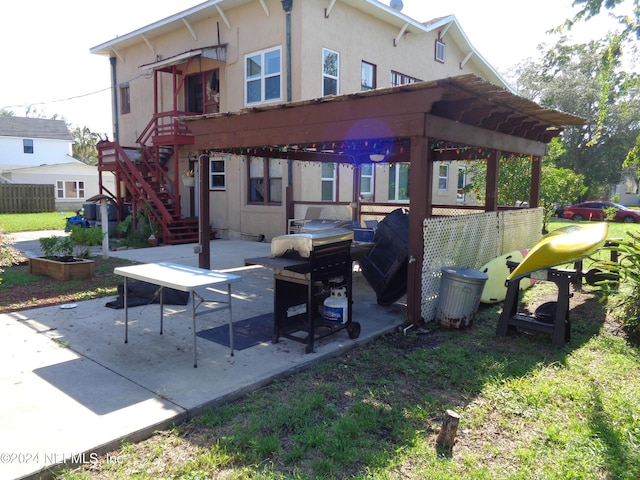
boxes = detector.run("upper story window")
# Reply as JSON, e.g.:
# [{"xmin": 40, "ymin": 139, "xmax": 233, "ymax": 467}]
[
  {"xmin": 361, "ymin": 61, "xmax": 376, "ymax": 91},
  {"xmin": 210, "ymin": 155, "xmax": 226, "ymax": 190},
  {"xmin": 435, "ymin": 39, "xmax": 446, "ymax": 63},
  {"xmin": 23, "ymin": 139, "xmax": 34, "ymax": 154},
  {"xmin": 187, "ymin": 69, "xmax": 220, "ymax": 114},
  {"xmin": 120, "ymin": 84, "xmax": 130, "ymax": 114},
  {"xmin": 390, "ymin": 71, "xmax": 422, "ymax": 87},
  {"xmin": 248, "ymin": 157, "xmax": 282, "ymax": 205},
  {"xmin": 245, "ymin": 47, "xmax": 282, "ymax": 106},
  {"xmin": 321, "ymin": 162, "xmax": 337, "ymax": 201},
  {"xmin": 322, "ymin": 48, "xmax": 339, "ymax": 96},
  {"xmin": 438, "ymin": 164, "xmax": 449, "ymax": 190}
]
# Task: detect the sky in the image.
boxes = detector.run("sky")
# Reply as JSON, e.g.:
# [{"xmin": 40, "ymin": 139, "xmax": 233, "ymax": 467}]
[{"xmin": 0, "ymin": 0, "xmax": 629, "ymax": 136}]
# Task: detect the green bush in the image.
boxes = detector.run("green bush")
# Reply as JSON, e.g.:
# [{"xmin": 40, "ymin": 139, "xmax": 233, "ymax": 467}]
[
  {"xmin": 594, "ymin": 232, "xmax": 640, "ymax": 339},
  {"xmin": 39, "ymin": 236, "xmax": 75, "ymax": 259},
  {"xmin": 69, "ymin": 226, "xmax": 103, "ymax": 246}
]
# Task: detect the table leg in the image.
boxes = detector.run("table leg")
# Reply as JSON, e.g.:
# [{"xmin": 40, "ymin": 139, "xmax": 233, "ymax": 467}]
[
  {"xmin": 228, "ymin": 283, "xmax": 234, "ymax": 357},
  {"xmin": 124, "ymin": 276, "xmax": 129, "ymax": 343},
  {"xmin": 192, "ymin": 292, "xmax": 198, "ymax": 368},
  {"xmin": 159, "ymin": 286, "xmax": 164, "ymax": 335}
]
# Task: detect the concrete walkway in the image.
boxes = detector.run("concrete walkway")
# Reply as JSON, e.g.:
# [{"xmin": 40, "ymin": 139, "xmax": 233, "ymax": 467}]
[{"xmin": 1, "ymin": 232, "xmax": 404, "ymax": 480}]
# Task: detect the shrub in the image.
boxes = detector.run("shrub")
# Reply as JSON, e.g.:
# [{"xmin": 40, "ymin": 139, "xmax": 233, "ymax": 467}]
[
  {"xmin": 39, "ymin": 236, "xmax": 75, "ymax": 259},
  {"xmin": 69, "ymin": 225, "xmax": 103, "ymax": 246},
  {"xmin": 594, "ymin": 232, "xmax": 640, "ymax": 339}
]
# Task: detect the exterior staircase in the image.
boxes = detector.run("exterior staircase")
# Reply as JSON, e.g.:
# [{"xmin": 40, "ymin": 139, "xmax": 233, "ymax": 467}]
[{"xmin": 97, "ymin": 112, "xmax": 199, "ymax": 245}]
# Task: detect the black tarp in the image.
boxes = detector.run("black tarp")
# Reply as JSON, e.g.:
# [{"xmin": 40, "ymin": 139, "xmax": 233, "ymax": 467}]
[{"xmin": 105, "ymin": 280, "xmax": 189, "ymax": 309}]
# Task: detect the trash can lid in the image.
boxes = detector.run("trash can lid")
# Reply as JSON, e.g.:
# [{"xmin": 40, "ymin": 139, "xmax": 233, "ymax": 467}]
[{"xmin": 441, "ymin": 266, "xmax": 489, "ymax": 281}]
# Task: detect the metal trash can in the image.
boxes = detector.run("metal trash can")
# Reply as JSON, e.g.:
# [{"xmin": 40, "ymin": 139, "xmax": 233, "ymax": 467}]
[{"xmin": 436, "ymin": 267, "xmax": 488, "ymax": 328}]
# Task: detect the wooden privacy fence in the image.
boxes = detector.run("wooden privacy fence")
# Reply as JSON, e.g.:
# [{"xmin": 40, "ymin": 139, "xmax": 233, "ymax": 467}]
[{"xmin": 0, "ymin": 184, "xmax": 55, "ymax": 213}]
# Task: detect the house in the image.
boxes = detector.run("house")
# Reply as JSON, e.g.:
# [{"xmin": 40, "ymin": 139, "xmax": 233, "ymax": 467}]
[
  {"xmin": 89, "ymin": 0, "xmax": 510, "ymax": 243},
  {"xmin": 0, "ymin": 116, "xmax": 113, "ymax": 211},
  {"xmin": 90, "ymin": 0, "xmax": 584, "ymax": 323}
]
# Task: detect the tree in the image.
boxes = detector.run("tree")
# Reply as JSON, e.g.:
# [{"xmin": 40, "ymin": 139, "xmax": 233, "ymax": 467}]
[
  {"xmin": 514, "ymin": 37, "xmax": 640, "ymax": 199},
  {"xmin": 71, "ymin": 126, "xmax": 99, "ymax": 166},
  {"xmin": 466, "ymin": 138, "xmax": 587, "ymax": 231}
]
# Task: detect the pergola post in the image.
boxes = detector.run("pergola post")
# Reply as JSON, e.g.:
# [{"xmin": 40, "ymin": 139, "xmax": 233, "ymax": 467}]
[
  {"xmin": 530, "ymin": 155, "xmax": 542, "ymax": 208},
  {"xmin": 485, "ymin": 149, "xmax": 500, "ymax": 212},
  {"xmin": 406, "ymin": 135, "xmax": 432, "ymax": 324}
]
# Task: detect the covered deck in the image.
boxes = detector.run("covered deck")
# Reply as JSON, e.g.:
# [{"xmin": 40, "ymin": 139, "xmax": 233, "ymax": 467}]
[{"xmin": 184, "ymin": 74, "xmax": 585, "ymax": 324}]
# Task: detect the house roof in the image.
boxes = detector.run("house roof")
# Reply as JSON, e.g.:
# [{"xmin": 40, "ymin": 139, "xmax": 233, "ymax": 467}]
[
  {"xmin": 0, "ymin": 117, "xmax": 73, "ymax": 141},
  {"xmin": 89, "ymin": 0, "xmax": 508, "ymax": 89}
]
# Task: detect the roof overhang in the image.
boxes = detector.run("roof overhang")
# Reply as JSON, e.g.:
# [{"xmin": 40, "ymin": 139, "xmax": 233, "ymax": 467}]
[{"xmin": 139, "ymin": 45, "xmax": 228, "ymax": 70}]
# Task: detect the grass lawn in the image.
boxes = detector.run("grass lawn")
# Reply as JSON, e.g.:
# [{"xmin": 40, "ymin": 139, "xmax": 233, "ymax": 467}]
[
  {"xmin": 1, "ymin": 214, "xmax": 638, "ymax": 479},
  {"xmin": 52, "ymin": 219, "xmax": 640, "ymax": 480},
  {"xmin": 0, "ymin": 211, "xmax": 75, "ymax": 233}
]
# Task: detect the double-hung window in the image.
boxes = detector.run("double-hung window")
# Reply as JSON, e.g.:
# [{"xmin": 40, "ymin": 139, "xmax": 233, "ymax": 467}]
[
  {"xmin": 360, "ymin": 164, "xmax": 374, "ymax": 196},
  {"xmin": 438, "ymin": 164, "xmax": 449, "ymax": 190},
  {"xmin": 248, "ymin": 157, "xmax": 282, "ymax": 205},
  {"xmin": 23, "ymin": 139, "xmax": 34, "ymax": 154},
  {"xmin": 245, "ymin": 47, "xmax": 282, "ymax": 105},
  {"xmin": 209, "ymin": 155, "xmax": 226, "ymax": 190},
  {"xmin": 321, "ymin": 163, "xmax": 337, "ymax": 201},
  {"xmin": 322, "ymin": 48, "xmax": 339, "ymax": 96}
]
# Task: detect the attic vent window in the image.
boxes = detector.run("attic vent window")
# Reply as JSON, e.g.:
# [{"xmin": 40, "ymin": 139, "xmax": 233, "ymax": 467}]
[{"xmin": 435, "ymin": 39, "xmax": 446, "ymax": 63}]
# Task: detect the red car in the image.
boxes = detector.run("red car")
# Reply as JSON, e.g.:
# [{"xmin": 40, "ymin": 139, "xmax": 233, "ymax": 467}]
[{"xmin": 562, "ymin": 201, "xmax": 640, "ymax": 223}]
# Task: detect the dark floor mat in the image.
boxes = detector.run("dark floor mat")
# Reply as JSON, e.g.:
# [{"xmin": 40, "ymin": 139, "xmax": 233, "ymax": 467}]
[{"xmin": 197, "ymin": 313, "xmax": 273, "ymax": 350}]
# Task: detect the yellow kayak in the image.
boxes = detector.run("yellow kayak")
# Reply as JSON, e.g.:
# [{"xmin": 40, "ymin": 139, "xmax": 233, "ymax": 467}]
[{"xmin": 507, "ymin": 223, "xmax": 608, "ymax": 280}]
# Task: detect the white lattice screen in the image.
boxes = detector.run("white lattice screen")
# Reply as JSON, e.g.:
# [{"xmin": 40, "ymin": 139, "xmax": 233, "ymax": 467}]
[{"xmin": 420, "ymin": 208, "xmax": 543, "ymax": 321}]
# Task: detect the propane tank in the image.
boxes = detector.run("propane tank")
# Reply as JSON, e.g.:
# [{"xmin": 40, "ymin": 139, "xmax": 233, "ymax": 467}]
[{"xmin": 323, "ymin": 287, "xmax": 348, "ymax": 324}]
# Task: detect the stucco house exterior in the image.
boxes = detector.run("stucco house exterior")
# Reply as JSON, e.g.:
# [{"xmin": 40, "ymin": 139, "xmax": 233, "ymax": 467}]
[
  {"xmin": 90, "ymin": 0, "xmax": 508, "ymax": 242},
  {"xmin": 0, "ymin": 116, "xmax": 113, "ymax": 211}
]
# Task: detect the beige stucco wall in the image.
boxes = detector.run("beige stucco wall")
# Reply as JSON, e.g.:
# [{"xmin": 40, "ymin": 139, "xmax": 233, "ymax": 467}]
[{"xmin": 108, "ymin": 0, "xmax": 502, "ymax": 240}]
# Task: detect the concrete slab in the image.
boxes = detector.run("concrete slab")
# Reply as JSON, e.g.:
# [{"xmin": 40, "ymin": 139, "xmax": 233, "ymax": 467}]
[{"xmin": 1, "ymin": 237, "xmax": 404, "ymax": 479}]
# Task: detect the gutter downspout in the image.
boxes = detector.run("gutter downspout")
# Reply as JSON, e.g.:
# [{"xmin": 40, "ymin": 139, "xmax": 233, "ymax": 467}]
[{"xmin": 110, "ymin": 57, "xmax": 119, "ymax": 142}]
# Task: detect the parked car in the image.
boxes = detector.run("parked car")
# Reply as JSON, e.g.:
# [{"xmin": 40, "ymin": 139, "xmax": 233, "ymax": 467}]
[{"xmin": 562, "ymin": 201, "xmax": 640, "ymax": 223}]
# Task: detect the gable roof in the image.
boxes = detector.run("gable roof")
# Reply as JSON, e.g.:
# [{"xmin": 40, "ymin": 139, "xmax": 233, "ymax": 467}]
[
  {"xmin": 0, "ymin": 117, "xmax": 73, "ymax": 141},
  {"xmin": 89, "ymin": 0, "xmax": 509, "ymax": 89}
]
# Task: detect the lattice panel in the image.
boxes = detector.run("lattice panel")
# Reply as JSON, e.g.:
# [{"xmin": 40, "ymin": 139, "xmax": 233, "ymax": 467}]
[
  {"xmin": 499, "ymin": 208, "xmax": 543, "ymax": 252},
  {"xmin": 421, "ymin": 212, "xmax": 499, "ymax": 321},
  {"xmin": 420, "ymin": 208, "xmax": 543, "ymax": 322}
]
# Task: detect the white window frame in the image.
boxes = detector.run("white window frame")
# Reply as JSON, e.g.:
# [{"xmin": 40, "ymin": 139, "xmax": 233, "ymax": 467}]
[
  {"xmin": 360, "ymin": 163, "xmax": 374, "ymax": 196},
  {"xmin": 23, "ymin": 139, "xmax": 34, "ymax": 154},
  {"xmin": 244, "ymin": 46, "xmax": 282, "ymax": 106},
  {"xmin": 388, "ymin": 163, "xmax": 410, "ymax": 203},
  {"xmin": 209, "ymin": 155, "xmax": 226, "ymax": 190},
  {"xmin": 56, "ymin": 180, "xmax": 85, "ymax": 199},
  {"xmin": 438, "ymin": 164, "xmax": 449, "ymax": 191},
  {"xmin": 435, "ymin": 39, "xmax": 446, "ymax": 63},
  {"xmin": 321, "ymin": 162, "xmax": 337, "ymax": 201},
  {"xmin": 322, "ymin": 48, "xmax": 339, "ymax": 96}
]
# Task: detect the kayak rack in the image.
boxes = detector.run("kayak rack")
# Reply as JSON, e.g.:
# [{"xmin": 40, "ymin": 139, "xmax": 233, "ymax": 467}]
[{"xmin": 497, "ymin": 266, "xmax": 576, "ymax": 347}]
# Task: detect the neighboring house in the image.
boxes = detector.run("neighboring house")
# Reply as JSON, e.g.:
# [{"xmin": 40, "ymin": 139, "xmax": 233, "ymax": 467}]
[
  {"xmin": 90, "ymin": 0, "xmax": 511, "ymax": 242},
  {"xmin": 0, "ymin": 116, "xmax": 114, "ymax": 211}
]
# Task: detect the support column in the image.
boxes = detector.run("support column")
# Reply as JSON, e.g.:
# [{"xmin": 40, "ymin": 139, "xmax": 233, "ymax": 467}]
[
  {"xmin": 406, "ymin": 136, "xmax": 431, "ymax": 324},
  {"xmin": 530, "ymin": 155, "xmax": 541, "ymax": 208},
  {"xmin": 485, "ymin": 150, "xmax": 500, "ymax": 212}
]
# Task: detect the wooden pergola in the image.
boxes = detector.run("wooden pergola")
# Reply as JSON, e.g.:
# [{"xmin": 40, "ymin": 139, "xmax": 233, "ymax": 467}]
[{"xmin": 185, "ymin": 74, "xmax": 585, "ymax": 324}]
